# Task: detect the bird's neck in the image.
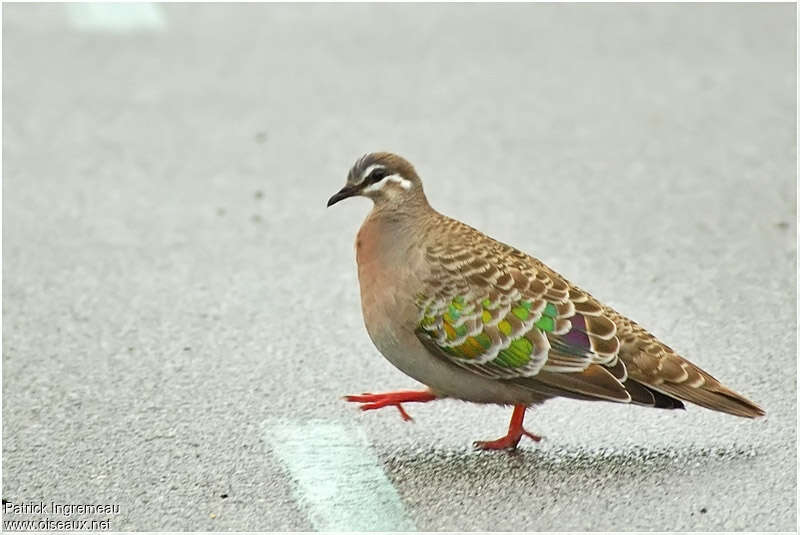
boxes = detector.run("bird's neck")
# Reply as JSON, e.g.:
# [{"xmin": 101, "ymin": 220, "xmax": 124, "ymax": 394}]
[
  {"xmin": 371, "ymin": 187, "xmax": 432, "ymax": 218},
  {"xmin": 356, "ymin": 198, "xmax": 436, "ymax": 268}
]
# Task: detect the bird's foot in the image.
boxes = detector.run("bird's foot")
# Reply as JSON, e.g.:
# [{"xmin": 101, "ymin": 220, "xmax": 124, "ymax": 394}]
[
  {"xmin": 344, "ymin": 390, "xmax": 436, "ymax": 421},
  {"xmin": 473, "ymin": 403, "xmax": 542, "ymax": 451},
  {"xmin": 473, "ymin": 428, "xmax": 542, "ymax": 451}
]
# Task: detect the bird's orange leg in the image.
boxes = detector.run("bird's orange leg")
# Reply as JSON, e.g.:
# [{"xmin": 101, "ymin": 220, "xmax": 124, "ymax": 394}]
[
  {"xmin": 474, "ymin": 404, "xmax": 542, "ymax": 451},
  {"xmin": 344, "ymin": 390, "xmax": 436, "ymax": 421}
]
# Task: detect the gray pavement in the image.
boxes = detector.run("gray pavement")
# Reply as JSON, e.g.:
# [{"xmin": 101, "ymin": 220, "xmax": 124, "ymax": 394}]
[{"xmin": 2, "ymin": 3, "xmax": 796, "ymax": 531}]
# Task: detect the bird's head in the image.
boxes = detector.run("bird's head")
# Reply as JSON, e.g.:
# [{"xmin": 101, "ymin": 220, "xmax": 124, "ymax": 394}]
[{"xmin": 327, "ymin": 152, "xmax": 425, "ymax": 209}]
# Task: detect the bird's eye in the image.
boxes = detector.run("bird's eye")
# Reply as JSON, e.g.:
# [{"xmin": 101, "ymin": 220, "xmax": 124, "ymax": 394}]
[{"xmin": 366, "ymin": 168, "xmax": 388, "ymax": 183}]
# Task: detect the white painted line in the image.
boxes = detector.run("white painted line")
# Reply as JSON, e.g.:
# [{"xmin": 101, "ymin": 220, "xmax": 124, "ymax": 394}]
[
  {"xmin": 66, "ymin": 3, "xmax": 166, "ymax": 32},
  {"xmin": 265, "ymin": 419, "xmax": 416, "ymax": 532}
]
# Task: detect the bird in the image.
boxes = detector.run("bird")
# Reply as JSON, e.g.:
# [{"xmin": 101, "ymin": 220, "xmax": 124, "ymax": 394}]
[{"xmin": 327, "ymin": 152, "xmax": 765, "ymax": 451}]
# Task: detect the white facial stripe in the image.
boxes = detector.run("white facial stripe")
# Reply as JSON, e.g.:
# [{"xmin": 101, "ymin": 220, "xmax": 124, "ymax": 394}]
[
  {"xmin": 358, "ymin": 164, "xmax": 386, "ymax": 184},
  {"xmin": 362, "ymin": 174, "xmax": 412, "ymax": 194}
]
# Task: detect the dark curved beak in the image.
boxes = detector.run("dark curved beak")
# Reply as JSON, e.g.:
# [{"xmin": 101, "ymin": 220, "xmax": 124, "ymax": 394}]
[{"xmin": 327, "ymin": 185, "xmax": 359, "ymax": 207}]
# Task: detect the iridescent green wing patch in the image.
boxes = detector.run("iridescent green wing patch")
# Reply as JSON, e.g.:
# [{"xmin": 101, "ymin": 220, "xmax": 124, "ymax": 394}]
[
  {"xmin": 415, "ymin": 235, "xmax": 623, "ymax": 381},
  {"xmin": 494, "ymin": 337, "xmax": 534, "ymax": 368},
  {"xmin": 416, "ymin": 294, "xmax": 556, "ymax": 378},
  {"xmin": 534, "ymin": 302, "xmax": 558, "ymax": 332}
]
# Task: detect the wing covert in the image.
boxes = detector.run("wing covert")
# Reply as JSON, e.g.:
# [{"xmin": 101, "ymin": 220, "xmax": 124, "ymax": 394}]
[{"xmin": 414, "ymin": 229, "xmax": 622, "ymax": 381}]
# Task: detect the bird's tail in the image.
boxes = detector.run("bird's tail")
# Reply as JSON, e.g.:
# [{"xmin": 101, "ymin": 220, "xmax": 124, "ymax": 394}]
[
  {"xmin": 626, "ymin": 350, "xmax": 765, "ymax": 418},
  {"xmin": 650, "ymin": 377, "xmax": 765, "ymax": 419}
]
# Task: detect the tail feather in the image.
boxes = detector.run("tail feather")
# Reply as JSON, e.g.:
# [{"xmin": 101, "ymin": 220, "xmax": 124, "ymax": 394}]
[
  {"xmin": 652, "ymin": 381, "xmax": 765, "ymax": 419},
  {"xmin": 624, "ymin": 379, "xmax": 686, "ymax": 410},
  {"xmin": 603, "ymin": 306, "xmax": 765, "ymax": 419},
  {"xmin": 624, "ymin": 349, "xmax": 765, "ymax": 418}
]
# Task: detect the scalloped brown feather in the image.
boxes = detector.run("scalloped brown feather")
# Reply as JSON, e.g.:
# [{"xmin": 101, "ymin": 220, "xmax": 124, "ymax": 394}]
[{"xmin": 416, "ymin": 211, "xmax": 764, "ymax": 418}]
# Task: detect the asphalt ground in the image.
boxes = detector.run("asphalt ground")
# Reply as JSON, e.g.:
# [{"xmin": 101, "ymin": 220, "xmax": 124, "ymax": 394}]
[{"xmin": 2, "ymin": 3, "xmax": 796, "ymax": 531}]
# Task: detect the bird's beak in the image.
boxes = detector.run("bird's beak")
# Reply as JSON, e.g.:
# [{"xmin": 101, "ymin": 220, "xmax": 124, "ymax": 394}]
[{"xmin": 327, "ymin": 185, "xmax": 359, "ymax": 207}]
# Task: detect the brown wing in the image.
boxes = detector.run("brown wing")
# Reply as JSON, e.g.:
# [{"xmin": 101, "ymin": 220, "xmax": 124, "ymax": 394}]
[
  {"xmin": 417, "ymin": 214, "xmax": 765, "ymax": 417},
  {"xmin": 415, "ymin": 216, "xmax": 633, "ymax": 404}
]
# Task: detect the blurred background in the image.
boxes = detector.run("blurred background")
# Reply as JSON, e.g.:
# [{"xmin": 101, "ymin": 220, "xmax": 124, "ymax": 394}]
[{"xmin": 3, "ymin": 3, "xmax": 795, "ymax": 531}]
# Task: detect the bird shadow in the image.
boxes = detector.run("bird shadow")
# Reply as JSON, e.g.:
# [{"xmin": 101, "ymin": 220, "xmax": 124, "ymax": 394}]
[
  {"xmin": 377, "ymin": 441, "xmax": 765, "ymax": 487},
  {"xmin": 370, "ymin": 441, "xmax": 779, "ymax": 532}
]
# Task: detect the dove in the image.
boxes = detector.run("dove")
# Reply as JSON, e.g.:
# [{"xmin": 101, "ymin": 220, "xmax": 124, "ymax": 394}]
[{"xmin": 328, "ymin": 152, "xmax": 764, "ymax": 450}]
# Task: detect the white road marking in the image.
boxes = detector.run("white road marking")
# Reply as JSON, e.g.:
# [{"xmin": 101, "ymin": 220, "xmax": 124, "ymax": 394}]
[
  {"xmin": 265, "ymin": 420, "xmax": 416, "ymax": 531},
  {"xmin": 66, "ymin": 3, "xmax": 165, "ymax": 31}
]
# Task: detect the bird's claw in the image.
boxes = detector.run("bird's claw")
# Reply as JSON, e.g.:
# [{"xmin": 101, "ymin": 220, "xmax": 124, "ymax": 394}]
[
  {"xmin": 344, "ymin": 390, "xmax": 436, "ymax": 421},
  {"xmin": 473, "ymin": 429, "xmax": 542, "ymax": 451},
  {"xmin": 344, "ymin": 393, "xmax": 414, "ymax": 421}
]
